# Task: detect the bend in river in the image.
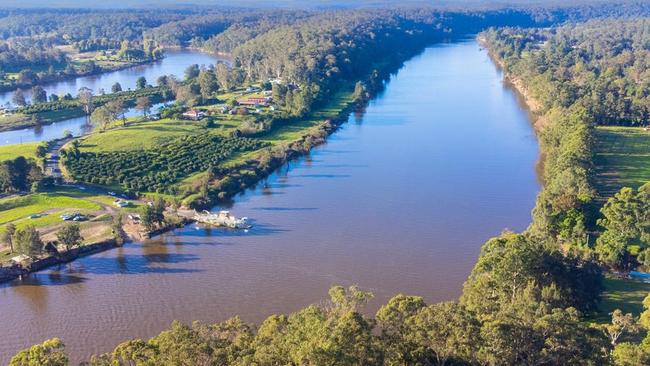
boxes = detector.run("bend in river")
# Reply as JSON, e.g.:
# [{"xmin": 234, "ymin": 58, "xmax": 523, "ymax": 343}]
[
  {"xmin": 0, "ymin": 50, "xmax": 223, "ymax": 106},
  {"xmin": 0, "ymin": 50, "xmax": 222, "ymax": 145},
  {"xmin": 0, "ymin": 40, "xmax": 540, "ymax": 363}
]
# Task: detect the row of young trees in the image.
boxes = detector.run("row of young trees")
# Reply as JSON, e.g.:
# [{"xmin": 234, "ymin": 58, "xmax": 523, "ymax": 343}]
[{"xmin": 1, "ymin": 223, "xmax": 82, "ymax": 258}]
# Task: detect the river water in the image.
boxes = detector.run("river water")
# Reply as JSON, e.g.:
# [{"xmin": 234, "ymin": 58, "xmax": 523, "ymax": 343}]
[
  {"xmin": 0, "ymin": 50, "xmax": 222, "ymax": 145},
  {"xmin": 0, "ymin": 40, "xmax": 539, "ymax": 363},
  {"xmin": 0, "ymin": 50, "xmax": 223, "ymax": 107}
]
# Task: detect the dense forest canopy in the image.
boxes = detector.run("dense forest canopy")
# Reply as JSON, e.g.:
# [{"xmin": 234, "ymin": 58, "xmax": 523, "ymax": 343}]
[{"xmin": 484, "ymin": 19, "xmax": 650, "ymax": 126}]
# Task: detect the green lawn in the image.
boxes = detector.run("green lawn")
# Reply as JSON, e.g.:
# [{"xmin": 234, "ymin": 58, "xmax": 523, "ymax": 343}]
[
  {"xmin": 0, "ymin": 192, "xmax": 102, "ymax": 232},
  {"xmin": 592, "ymin": 276, "xmax": 650, "ymax": 324},
  {"xmin": 594, "ymin": 126, "xmax": 650, "ymax": 198},
  {"xmin": 79, "ymin": 119, "xmax": 206, "ymax": 152},
  {"xmin": 0, "ymin": 142, "xmax": 39, "ymax": 162}
]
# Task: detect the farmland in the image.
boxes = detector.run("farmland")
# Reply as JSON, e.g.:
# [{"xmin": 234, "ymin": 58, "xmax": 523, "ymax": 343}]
[
  {"xmin": 0, "ymin": 191, "xmax": 101, "ymax": 233},
  {"xmin": 0, "ymin": 142, "xmax": 39, "ymax": 161},
  {"xmin": 594, "ymin": 126, "xmax": 650, "ymax": 197}
]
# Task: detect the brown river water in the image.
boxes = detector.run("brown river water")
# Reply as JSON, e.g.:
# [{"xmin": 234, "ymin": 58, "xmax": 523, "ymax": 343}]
[{"xmin": 0, "ymin": 40, "xmax": 540, "ymax": 363}]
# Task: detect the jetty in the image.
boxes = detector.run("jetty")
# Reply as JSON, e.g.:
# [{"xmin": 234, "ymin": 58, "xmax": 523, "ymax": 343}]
[{"xmin": 193, "ymin": 210, "xmax": 252, "ymax": 229}]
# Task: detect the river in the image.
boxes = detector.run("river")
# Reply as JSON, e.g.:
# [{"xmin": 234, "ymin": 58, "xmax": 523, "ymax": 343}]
[
  {"xmin": 0, "ymin": 50, "xmax": 222, "ymax": 145},
  {"xmin": 0, "ymin": 40, "xmax": 540, "ymax": 363}
]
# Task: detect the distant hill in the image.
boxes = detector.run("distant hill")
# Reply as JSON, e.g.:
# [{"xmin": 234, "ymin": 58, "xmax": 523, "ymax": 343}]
[{"xmin": 0, "ymin": 0, "xmax": 619, "ymax": 10}]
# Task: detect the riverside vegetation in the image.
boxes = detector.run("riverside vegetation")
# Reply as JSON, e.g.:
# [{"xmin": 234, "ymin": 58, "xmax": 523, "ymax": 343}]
[{"xmin": 4, "ymin": 2, "xmax": 650, "ymax": 365}]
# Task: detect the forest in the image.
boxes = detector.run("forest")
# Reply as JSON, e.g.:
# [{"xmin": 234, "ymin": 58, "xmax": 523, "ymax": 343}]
[{"xmin": 482, "ymin": 19, "xmax": 650, "ymax": 269}]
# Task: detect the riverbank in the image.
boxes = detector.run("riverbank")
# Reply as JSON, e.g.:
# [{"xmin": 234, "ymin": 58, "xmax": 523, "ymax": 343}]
[
  {"xmin": 0, "ymin": 86, "xmax": 169, "ymax": 133},
  {"xmin": 0, "ymin": 40, "xmax": 544, "ymax": 363},
  {"xmin": 0, "ymin": 238, "xmax": 120, "ymax": 283},
  {"xmin": 478, "ymin": 37, "xmax": 546, "ymax": 133},
  {"xmin": 0, "ymin": 56, "xmax": 163, "ymax": 95}
]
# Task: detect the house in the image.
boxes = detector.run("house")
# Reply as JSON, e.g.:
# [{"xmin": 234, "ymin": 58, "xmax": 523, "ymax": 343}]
[{"xmin": 182, "ymin": 110, "xmax": 205, "ymax": 120}]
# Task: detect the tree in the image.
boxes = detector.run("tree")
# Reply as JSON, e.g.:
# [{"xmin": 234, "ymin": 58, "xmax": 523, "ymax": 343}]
[
  {"xmin": 411, "ymin": 302, "xmax": 480, "ymax": 365},
  {"xmin": 14, "ymin": 225, "xmax": 43, "ymax": 257},
  {"xmin": 640, "ymin": 293, "xmax": 650, "ymax": 330},
  {"xmin": 198, "ymin": 69, "xmax": 218, "ymax": 99},
  {"xmin": 111, "ymin": 82, "xmax": 123, "ymax": 93},
  {"xmin": 9, "ymin": 338, "xmax": 68, "ymax": 366},
  {"xmin": 91, "ymin": 106, "xmax": 113, "ymax": 131},
  {"xmin": 140, "ymin": 205, "xmax": 155, "ymax": 231},
  {"xmin": 604, "ymin": 309, "xmax": 639, "ymax": 346},
  {"xmin": 135, "ymin": 96, "xmax": 152, "ymax": 118},
  {"xmin": 596, "ymin": 184, "xmax": 650, "ymax": 269},
  {"xmin": 215, "ymin": 63, "xmax": 230, "ymax": 91},
  {"xmin": 136, "ymin": 76, "xmax": 147, "ymax": 90},
  {"xmin": 175, "ymin": 85, "xmax": 199, "ymax": 107},
  {"xmin": 105, "ymin": 99, "xmax": 127, "ymax": 126},
  {"xmin": 156, "ymin": 75, "xmax": 169, "ymax": 87},
  {"xmin": 2, "ymin": 222, "xmax": 16, "ymax": 253},
  {"xmin": 36, "ymin": 144, "xmax": 48, "ymax": 159},
  {"xmin": 57, "ymin": 223, "xmax": 83, "ymax": 251},
  {"xmin": 376, "ymin": 294, "xmax": 427, "ymax": 364},
  {"xmin": 140, "ymin": 199, "xmax": 165, "ymax": 231},
  {"xmin": 112, "ymin": 214, "xmax": 124, "ymax": 246},
  {"xmin": 613, "ymin": 341, "xmax": 650, "ymax": 366},
  {"xmin": 12, "ymin": 89, "xmax": 26, "ymax": 106},
  {"xmin": 461, "ymin": 232, "xmax": 602, "ymax": 318},
  {"xmin": 353, "ymin": 81, "xmax": 367, "ymax": 102},
  {"xmin": 184, "ymin": 64, "xmax": 200, "ymax": 80},
  {"xmin": 31, "ymin": 86, "xmax": 47, "ymax": 104},
  {"xmin": 78, "ymin": 87, "xmax": 94, "ymax": 114}
]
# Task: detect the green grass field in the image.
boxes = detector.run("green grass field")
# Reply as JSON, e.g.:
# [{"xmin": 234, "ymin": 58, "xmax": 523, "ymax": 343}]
[
  {"xmin": 80, "ymin": 119, "xmax": 206, "ymax": 152},
  {"xmin": 591, "ymin": 276, "xmax": 650, "ymax": 324},
  {"xmin": 0, "ymin": 142, "xmax": 39, "ymax": 162},
  {"xmin": 0, "ymin": 192, "xmax": 102, "ymax": 232},
  {"xmin": 594, "ymin": 126, "xmax": 650, "ymax": 197}
]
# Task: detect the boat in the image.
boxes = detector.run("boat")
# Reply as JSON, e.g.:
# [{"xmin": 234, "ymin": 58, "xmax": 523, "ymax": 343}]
[{"xmin": 193, "ymin": 210, "xmax": 252, "ymax": 229}]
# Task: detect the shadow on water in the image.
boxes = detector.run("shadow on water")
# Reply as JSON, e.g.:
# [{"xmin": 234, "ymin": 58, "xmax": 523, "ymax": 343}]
[
  {"xmin": 3, "ymin": 272, "xmax": 89, "ymax": 288},
  {"xmin": 253, "ymin": 207, "xmax": 318, "ymax": 212},
  {"xmin": 316, "ymin": 164, "xmax": 369, "ymax": 169},
  {"xmin": 295, "ymin": 174, "xmax": 351, "ymax": 179},
  {"xmin": 264, "ymin": 183, "xmax": 303, "ymax": 189},
  {"xmin": 3, "ymin": 253, "xmax": 204, "ymax": 288}
]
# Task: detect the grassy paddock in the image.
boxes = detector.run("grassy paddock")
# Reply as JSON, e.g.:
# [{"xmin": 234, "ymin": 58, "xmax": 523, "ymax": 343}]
[
  {"xmin": 0, "ymin": 192, "xmax": 102, "ymax": 232},
  {"xmin": 591, "ymin": 276, "xmax": 650, "ymax": 324},
  {"xmin": 79, "ymin": 119, "xmax": 206, "ymax": 152},
  {"xmin": 0, "ymin": 142, "xmax": 39, "ymax": 162},
  {"xmin": 594, "ymin": 126, "xmax": 650, "ymax": 197}
]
